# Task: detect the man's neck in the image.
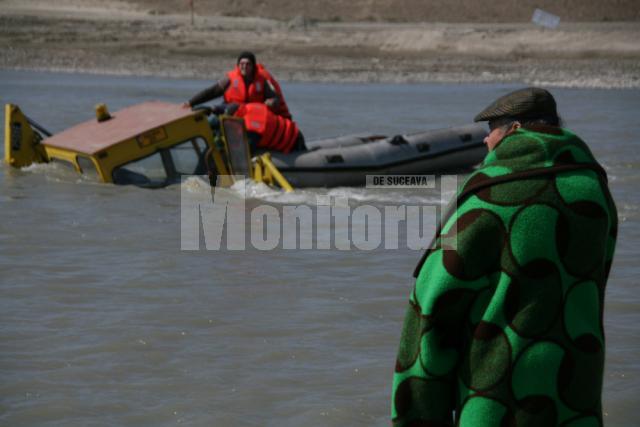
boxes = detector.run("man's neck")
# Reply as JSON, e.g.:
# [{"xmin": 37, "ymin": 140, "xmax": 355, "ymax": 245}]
[{"xmin": 243, "ymin": 73, "xmax": 254, "ymax": 85}]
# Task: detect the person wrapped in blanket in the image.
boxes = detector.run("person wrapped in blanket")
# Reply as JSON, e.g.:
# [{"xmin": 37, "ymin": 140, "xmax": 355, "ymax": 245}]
[
  {"xmin": 184, "ymin": 51, "xmax": 305, "ymax": 153},
  {"xmin": 392, "ymin": 87, "xmax": 618, "ymax": 427}
]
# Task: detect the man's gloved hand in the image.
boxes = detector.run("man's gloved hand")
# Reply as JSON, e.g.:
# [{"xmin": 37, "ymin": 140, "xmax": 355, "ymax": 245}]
[
  {"xmin": 212, "ymin": 104, "xmax": 226, "ymax": 115},
  {"xmin": 224, "ymin": 103, "xmax": 240, "ymax": 115}
]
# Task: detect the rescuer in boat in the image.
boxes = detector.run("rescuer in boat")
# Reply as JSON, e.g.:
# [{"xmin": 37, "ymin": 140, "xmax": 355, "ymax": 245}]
[{"xmin": 183, "ymin": 51, "xmax": 306, "ymax": 153}]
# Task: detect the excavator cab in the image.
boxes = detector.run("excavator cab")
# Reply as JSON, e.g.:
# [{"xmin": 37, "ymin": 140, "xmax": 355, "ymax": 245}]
[{"xmin": 4, "ymin": 102, "xmax": 292, "ymax": 191}]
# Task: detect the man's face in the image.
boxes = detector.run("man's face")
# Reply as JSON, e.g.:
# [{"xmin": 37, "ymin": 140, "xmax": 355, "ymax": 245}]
[
  {"xmin": 238, "ymin": 59, "xmax": 254, "ymax": 78},
  {"xmin": 484, "ymin": 119, "xmax": 519, "ymax": 151},
  {"xmin": 484, "ymin": 124, "xmax": 509, "ymax": 151}
]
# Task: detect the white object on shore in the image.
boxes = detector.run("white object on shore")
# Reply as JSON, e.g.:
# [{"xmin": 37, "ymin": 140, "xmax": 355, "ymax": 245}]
[{"xmin": 532, "ymin": 8, "xmax": 560, "ymax": 29}]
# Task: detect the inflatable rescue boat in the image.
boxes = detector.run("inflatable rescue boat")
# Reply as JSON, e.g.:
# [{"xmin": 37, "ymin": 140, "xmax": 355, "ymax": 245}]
[{"xmin": 267, "ymin": 125, "xmax": 487, "ymax": 187}]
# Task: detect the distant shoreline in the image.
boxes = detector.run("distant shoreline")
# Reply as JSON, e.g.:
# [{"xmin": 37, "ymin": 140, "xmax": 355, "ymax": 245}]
[{"xmin": 1, "ymin": 2, "xmax": 639, "ymax": 88}]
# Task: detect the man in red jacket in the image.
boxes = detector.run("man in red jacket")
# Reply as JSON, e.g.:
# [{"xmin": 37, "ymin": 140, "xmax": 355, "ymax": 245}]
[
  {"xmin": 184, "ymin": 51, "xmax": 304, "ymax": 152},
  {"xmin": 185, "ymin": 52, "xmax": 280, "ymax": 115}
]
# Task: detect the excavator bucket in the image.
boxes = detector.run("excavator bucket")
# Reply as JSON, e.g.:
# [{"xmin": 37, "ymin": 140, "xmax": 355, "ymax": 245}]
[{"xmin": 4, "ymin": 104, "xmax": 48, "ymax": 168}]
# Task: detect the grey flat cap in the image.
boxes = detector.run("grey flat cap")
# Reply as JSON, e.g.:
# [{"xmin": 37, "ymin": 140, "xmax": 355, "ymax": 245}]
[{"xmin": 474, "ymin": 87, "xmax": 557, "ymax": 122}]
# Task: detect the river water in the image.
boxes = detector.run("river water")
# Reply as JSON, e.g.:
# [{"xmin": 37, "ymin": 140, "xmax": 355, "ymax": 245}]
[{"xmin": 0, "ymin": 70, "xmax": 638, "ymax": 426}]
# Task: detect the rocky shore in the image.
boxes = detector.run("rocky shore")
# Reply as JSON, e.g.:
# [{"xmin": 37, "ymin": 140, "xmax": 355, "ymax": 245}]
[{"xmin": 1, "ymin": 0, "xmax": 639, "ymax": 88}]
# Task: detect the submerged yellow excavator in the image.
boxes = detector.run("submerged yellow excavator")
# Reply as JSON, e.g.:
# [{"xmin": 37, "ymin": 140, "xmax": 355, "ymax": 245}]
[{"xmin": 4, "ymin": 101, "xmax": 293, "ymax": 191}]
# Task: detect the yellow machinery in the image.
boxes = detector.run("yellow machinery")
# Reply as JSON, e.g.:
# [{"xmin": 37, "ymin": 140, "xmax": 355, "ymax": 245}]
[{"xmin": 4, "ymin": 101, "xmax": 293, "ymax": 192}]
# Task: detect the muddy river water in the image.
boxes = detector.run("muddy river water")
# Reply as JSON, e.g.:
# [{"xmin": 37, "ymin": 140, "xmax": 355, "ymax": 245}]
[{"xmin": 1, "ymin": 70, "xmax": 638, "ymax": 426}]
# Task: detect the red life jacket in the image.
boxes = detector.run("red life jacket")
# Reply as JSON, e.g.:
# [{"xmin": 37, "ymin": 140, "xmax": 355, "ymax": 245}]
[
  {"xmin": 223, "ymin": 66, "xmax": 267, "ymax": 105},
  {"xmin": 236, "ymin": 103, "xmax": 299, "ymax": 154},
  {"xmin": 257, "ymin": 63, "xmax": 292, "ymax": 119}
]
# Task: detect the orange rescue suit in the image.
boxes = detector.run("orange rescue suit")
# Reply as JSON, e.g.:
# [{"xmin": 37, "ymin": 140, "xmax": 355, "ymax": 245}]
[
  {"xmin": 223, "ymin": 66, "xmax": 267, "ymax": 105},
  {"xmin": 257, "ymin": 63, "xmax": 293, "ymax": 119},
  {"xmin": 236, "ymin": 103, "xmax": 300, "ymax": 154}
]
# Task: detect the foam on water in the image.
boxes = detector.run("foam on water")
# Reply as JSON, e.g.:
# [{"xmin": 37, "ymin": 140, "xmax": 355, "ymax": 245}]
[
  {"xmin": 180, "ymin": 175, "xmax": 212, "ymax": 194},
  {"xmin": 19, "ymin": 162, "xmax": 108, "ymax": 188},
  {"xmin": 21, "ymin": 162, "xmax": 64, "ymax": 174},
  {"xmin": 180, "ymin": 176, "xmax": 451, "ymax": 206}
]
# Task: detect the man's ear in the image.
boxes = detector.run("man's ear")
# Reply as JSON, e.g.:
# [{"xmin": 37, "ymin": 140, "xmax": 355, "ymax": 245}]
[{"xmin": 507, "ymin": 121, "xmax": 521, "ymax": 135}]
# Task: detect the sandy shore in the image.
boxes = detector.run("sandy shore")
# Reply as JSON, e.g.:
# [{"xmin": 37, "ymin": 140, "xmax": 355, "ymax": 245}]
[{"xmin": 1, "ymin": 0, "xmax": 639, "ymax": 88}]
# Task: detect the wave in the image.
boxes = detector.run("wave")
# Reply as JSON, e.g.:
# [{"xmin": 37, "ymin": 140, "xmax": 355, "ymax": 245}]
[{"xmin": 179, "ymin": 177, "xmax": 452, "ymax": 206}]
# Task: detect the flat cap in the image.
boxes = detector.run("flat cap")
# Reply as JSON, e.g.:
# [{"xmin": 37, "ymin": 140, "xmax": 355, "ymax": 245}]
[{"xmin": 474, "ymin": 87, "xmax": 557, "ymax": 122}]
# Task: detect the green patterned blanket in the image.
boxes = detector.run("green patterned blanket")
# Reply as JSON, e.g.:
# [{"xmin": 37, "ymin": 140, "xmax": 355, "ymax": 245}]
[{"xmin": 392, "ymin": 125, "xmax": 618, "ymax": 427}]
